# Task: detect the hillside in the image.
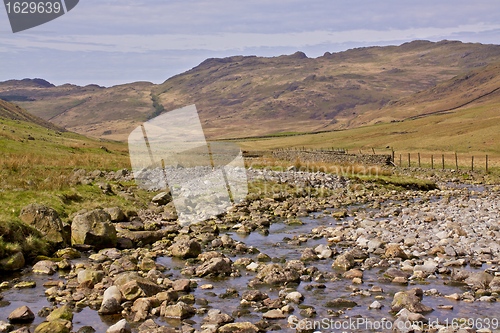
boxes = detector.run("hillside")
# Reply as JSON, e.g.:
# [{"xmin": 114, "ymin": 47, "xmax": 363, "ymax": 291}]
[
  {"xmin": 352, "ymin": 61, "xmax": 500, "ymax": 126},
  {"xmin": 1, "ymin": 40, "xmax": 500, "ymax": 140},
  {"xmin": 0, "ymin": 98, "xmax": 63, "ymax": 132}
]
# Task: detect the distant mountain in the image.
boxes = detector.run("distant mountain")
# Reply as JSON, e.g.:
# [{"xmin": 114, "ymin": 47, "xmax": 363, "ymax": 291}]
[
  {"xmin": 0, "ymin": 98, "xmax": 63, "ymax": 132},
  {"xmin": 2, "ymin": 40, "xmax": 500, "ymax": 141}
]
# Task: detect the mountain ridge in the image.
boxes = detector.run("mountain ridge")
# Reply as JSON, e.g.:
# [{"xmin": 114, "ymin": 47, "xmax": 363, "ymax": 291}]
[{"xmin": 1, "ymin": 40, "xmax": 500, "ymax": 141}]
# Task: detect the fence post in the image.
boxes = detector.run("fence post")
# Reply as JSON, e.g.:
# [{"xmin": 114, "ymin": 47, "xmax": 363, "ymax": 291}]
[
  {"xmin": 455, "ymin": 152, "xmax": 458, "ymax": 170},
  {"xmin": 392, "ymin": 149, "xmax": 395, "ymax": 163},
  {"xmin": 442, "ymin": 154, "xmax": 445, "ymax": 170},
  {"xmin": 418, "ymin": 153, "xmax": 421, "ymax": 168},
  {"xmin": 408, "ymin": 153, "xmax": 411, "ymax": 167},
  {"xmin": 486, "ymin": 155, "xmax": 489, "ymax": 173},
  {"xmin": 431, "ymin": 155, "xmax": 434, "ymax": 169},
  {"xmin": 399, "ymin": 154, "xmax": 402, "ymax": 167},
  {"xmin": 372, "ymin": 148, "xmax": 375, "ymax": 155},
  {"xmin": 471, "ymin": 156, "xmax": 474, "ymax": 172}
]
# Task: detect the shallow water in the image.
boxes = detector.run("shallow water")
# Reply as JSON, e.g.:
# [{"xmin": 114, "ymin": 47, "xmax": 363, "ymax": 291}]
[{"xmin": 1, "ymin": 188, "xmax": 499, "ymax": 332}]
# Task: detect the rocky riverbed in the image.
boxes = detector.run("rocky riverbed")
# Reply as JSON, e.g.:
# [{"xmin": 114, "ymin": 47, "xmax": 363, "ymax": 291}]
[{"xmin": 0, "ymin": 168, "xmax": 499, "ymax": 333}]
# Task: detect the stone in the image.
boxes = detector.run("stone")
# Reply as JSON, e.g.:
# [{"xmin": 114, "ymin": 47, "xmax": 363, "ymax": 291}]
[
  {"xmin": 195, "ymin": 257, "xmax": 233, "ymax": 277},
  {"xmin": 99, "ymin": 286, "xmax": 123, "ymax": 315},
  {"xmin": 115, "ymin": 272, "xmax": 163, "ymax": 301},
  {"xmin": 77, "ymin": 269, "xmax": 104, "ymax": 287},
  {"xmin": 252, "ymin": 263, "xmax": 301, "ymax": 285},
  {"xmin": 0, "ymin": 252, "xmax": 25, "ymax": 271},
  {"xmin": 161, "ymin": 301, "xmax": 195, "ymax": 319},
  {"xmin": 465, "ymin": 272, "xmax": 494, "ymax": 289},
  {"xmin": 202, "ymin": 309, "xmax": 234, "ymax": 325},
  {"xmin": 104, "ymin": 207, "xmax": 127, "ymax": 222},
  {"xmin": 285, "ymin": 291, "xmax": 304, "ymax": 304},
  {"xmin": 10, "ymin": 327, "xmax": 31, "ymax": 333},
  {"xmin": 391, "ymin": 288, "xmax": 433, "ymax": 313},
  {"xmin": 13, "ymin": 281, "xmax": 36, "ymax": 289},
  {"xmin": 489, "ymin": 276, "xmax": 500, "ymax": 292},
  {"xmin": 170, "ymin": 239, "xmax": 201, "ymax": 259},
  {"xmin": 332, "ymin": 252, "xmax": 355, "ymax": 270},
  {"xmin": 0, "ymin": 321, "xmax": 13, "ymax": 333},
  {"xmin": 218, "ymin": 322, "xmax": 259, "ymax": 333},
  {"xmin": 384, "ymin": 244, "xmax": 408, "ymax": 259},
  {"xmin": 32, "ymin": 260, "xmax": 58, "ymax": 275},
  {"xmin": 71, "ymin": 209, "xmax": 117, "ymax": 249},
  {"xmin": 19, "ymin": 204, "xmax": 67, "ymax": 245},
  {"xmin": 325, "ymin": 298, "xmax": 357, "ymax": 309},
  {"xmin": 77, "ymin": 326, "xmax": 96, "ymax": 333},
  {"xmin": 172, "ymin": 279, "xmax": 191, "ymax": 292},
  {"xmin": 314, "ymin": 244, "xmax": 333, "ymax": 258},
  {"xmin": 46, "ymin": 305, "xmax": 73, "ymax": 322},
  {"xmin": 368, "ymin": 301, "xmax": 383, "ymax": 309},
  {"xmin": 152, "ymin": 192, "xmax": 172, "ymax": 206},
  {"xmin": 34, "ymin": 320, "xmax": 71, "ymax": 333},
  {"xmin": 106, "ymin": 319, "xmax": 131, "ymax": 333},
  {"xmin": 241, "ymin": 290, "xmax": 268, "ymax": 302},
  {"xmin": 8, "ymin": 306, "xmax": 35, "ymax": 323},
  {"xmin": 343, "ymin": 269, "xmax": 363, "ymax": 279},
  {"xmin": 131, "ymin": 298, "xmax": 152, "ymax": 322},
  {"xmin": 263, "ymin": 309, "xmax": 286, "ymax": 319}
]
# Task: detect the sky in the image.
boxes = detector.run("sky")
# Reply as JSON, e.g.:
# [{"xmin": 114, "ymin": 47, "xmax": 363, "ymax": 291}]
[{"xmin": 0, "ymin": 0, "xmax": 499, "ymax": 87}]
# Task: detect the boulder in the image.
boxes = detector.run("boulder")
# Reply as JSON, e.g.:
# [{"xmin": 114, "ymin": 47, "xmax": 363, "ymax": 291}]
[
  {"xmin": 152, "ymin": 192, "xmax": 172, "ymax": 206},
  {"xmin": 391, "ymin": 288, "xmax": 433, "ymax": 313},
  {"xmin": 71, "ymin": 210, "xmax": 117, "ymax": 249},
  {"xmin": 8, "ymin": 306, "xmax": 35, "ymax": 323},
  {"xmin": 332, "ymin": 251, "xmax": 355, "ymax": 270},
  {"xmin": 160, "ymin": 301, "xmax": 195, "ymax": 319},
  {"xmin": 252, "ymin": 263, "xmax": 301, "ymax": 285},
  {"xmin": 114, "ymin": 272, "xmax": 164, "ymax": 301},
  {"xmin": 54, "ymin": 248, "xmax": 81, "ymax": 259},
  {"xmin": 77, "ymin": 269, "xmax": 104, "ymax": 287},
  {"xmin": 0, "ymin": 252, "xmax": 25, "ymax": 271},
  {"xmin": 19, "ymin": 204, "xmax": 67, "ymax": 245},
  {"xmin": 32, "ymin": 260, "xmax": 58, "ymax": 275},
  {"xmin": 104, "ymin": 207, "xmax": 126, "ymax": 222},
  {"xmin": 131, "ymin": 298, "xmax": 152, "ymax": 322},
  {"xmin": 202, "ymin": 309, "xmax": 234, "ymax": 326},
  {"xmin": 99, "ymin": 286, "xmax": 123, "ymax": 315},
  {"xmin": 170, "ymin": 239, "xmax": 201, "ymax": 259},
  {"xmin": 490, "ymin": 276, "xmax": 500, "ymax": 292},
  {"xmin": 46, "ymin": 305, "xmax": 73, "ymax": 322},
  {"xmin": 195, "ymin": 257, "xmax": 233, "ymax": 277},
  {"xmin": 384, "ymin": 244, "xmax": 408, "ymax": 259}
]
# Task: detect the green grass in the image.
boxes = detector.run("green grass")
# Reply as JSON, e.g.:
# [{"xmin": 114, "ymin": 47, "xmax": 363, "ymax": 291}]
[
  {"xmin": 0, "ymin": 116, "xmax": 143, "ymax": 265},
  {"xmin": 237, "ymin": 102, "xmax": 500, "ymax": 166}
]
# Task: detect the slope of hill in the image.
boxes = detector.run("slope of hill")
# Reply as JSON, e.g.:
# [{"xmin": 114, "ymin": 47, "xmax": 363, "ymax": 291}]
[
  {"xmin": 0, "ymin": 98, "xmax": 63, "ymax": 132},
  {"xmin": 1, "ymin": 40, "xmax": 500, "ymax": 141},
  {"xmin": 352, "ymin": 61, "xmax": 500, "ymax": 126}
]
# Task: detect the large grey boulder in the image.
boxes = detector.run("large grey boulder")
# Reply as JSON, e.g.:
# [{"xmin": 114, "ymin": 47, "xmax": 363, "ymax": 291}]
[
  {"xmin": 19, "ymin": 204, "xmax": 68, "ymax": 245},
  {"xmin": 71, "ymin": 210, "xmax": 117, "ymax": 249}
]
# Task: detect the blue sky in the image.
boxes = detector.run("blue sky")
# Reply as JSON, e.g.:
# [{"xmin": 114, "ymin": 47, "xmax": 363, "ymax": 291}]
[{"xmin": 1, "ymin": 0, "xmax": 499, "ymax": 86}]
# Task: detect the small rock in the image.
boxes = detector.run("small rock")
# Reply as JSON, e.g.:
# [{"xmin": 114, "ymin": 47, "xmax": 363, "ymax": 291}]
[
  {"xmin": 106, "ymin": 319, "xmax": 131, "ymax": 333},
  {"xmin": 368, "ymin": 301, "xmax": 383, "ymax": 309},
  {"xmin": 32, "ymin": 260, "xmax": 58, "ymax": 275},
  {"xmin": 8, "ymin": 306, "xmax": 35, "ymax": 323},
  {"xmin": 263, "ymin": 309, "xmax": 286, "ymax": 319},
  {"xmin": 285, "ymin": 291, "xmax": 304, "ymax": 304}
]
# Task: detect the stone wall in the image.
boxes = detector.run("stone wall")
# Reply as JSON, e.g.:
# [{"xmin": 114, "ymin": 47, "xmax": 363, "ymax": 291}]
[{"xmin": 270, "ymin": 149, "xmax": 392, "ymax": 166}]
